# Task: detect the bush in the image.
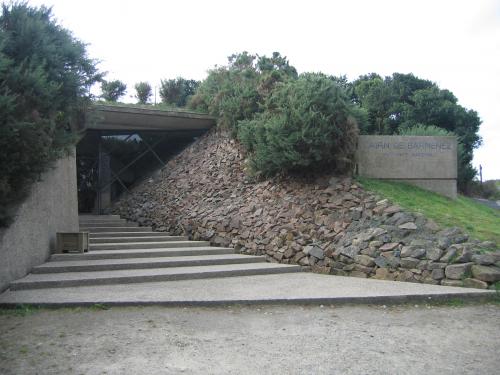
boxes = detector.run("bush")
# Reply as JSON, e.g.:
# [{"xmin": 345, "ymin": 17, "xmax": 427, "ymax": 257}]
[
  {"xmin": 189, "ymin": 52, "xmax": 297, "ymax": 134},
  {"xmin": 134, "ymin": 81, "xmax": 152, "ymax": 104},
  {"xmin": 238, "ymin": 73, "xmax": 359, "ymax": 176},
  {"xmin": 160, "ymin": 77, "xmax": 199, "ymax": 107},
  {"xmin": 0, "ymin": 2, "xmax": 101, "ymax": 226},
  {"xmin": 101, "ymin": 80, "xmax": 126, "ymax": 102}
]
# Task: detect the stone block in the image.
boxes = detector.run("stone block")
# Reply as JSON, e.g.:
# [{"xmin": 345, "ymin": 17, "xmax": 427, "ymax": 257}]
[
  {"xmin": 463, "ymin": 278, "xmax": 489, "ymax": 289},
  {"xmin": 441, "ymin": 279, "xmax": 464, "ymax": 287},
  {"xmin": 471, "ymin": 265, "xmax": 500, "ymax": 282},
  {"xmin": 445, "ymin": 263, "xmax": 473, "ymax": 280},
  {"xmin": 431, "ymin": 269, "xmax": 445, "ymax": 280},
  {"xmin": 426, "ymin": 248, "xmax": 443, "ymax": 261},
  {"xmin": 355, "ymin": 255, "xmax": 375, "ymax": 267},
  {"xmin": 400, "ymin": 257, "xmax": 420, "ymax": 269}
]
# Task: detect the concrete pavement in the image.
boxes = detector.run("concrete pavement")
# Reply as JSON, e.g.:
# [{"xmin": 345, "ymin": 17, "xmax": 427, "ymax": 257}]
[{"xmin": 0, "ymin": 272, "xmax": 495, "ymax": 307}]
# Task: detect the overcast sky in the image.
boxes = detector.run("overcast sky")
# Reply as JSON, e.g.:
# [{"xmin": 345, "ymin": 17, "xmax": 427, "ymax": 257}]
[{"xmin": 28, "ymin": 0, "xmax": 500, "ymax": 180}]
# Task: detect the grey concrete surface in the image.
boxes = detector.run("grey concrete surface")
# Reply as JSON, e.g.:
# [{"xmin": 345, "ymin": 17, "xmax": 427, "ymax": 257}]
[
  {"xmin": 90, "ymin": 235, "xmax": 188, "ymax": 243},
  {"xmin": 80, "ymin": 226, "xmax": 153, "ymax": 232},
  {"xmin": 356, "ymin": 135, "xmax": 457, "ymax": 198},
  {"xmin": 0, "ymin": 273, "xmax": 493, "ymax": 307},
  {"xmin": 0, "ymin": 153, "xmax": 78, "ymax": 292},
  {"xmin": 474, "ymin": 198, "xmax": 500, "ymax": 210},
  {"xmin": 31, "ymin": 254, "xmax": 266, "ymax": 273},
  {"xmin": 8, "ymin": 263, "xmax": 301, "ymax": 291},
  {"xmin": 50, "ymin": 247, "xmax": 236, "ymax": 261},
  {"xmin": 88, "ymin": 103, "xmax": 215, "ymax": 131},
  {"xmin": 1, "ymin": 304, "xmax": 499, "ymax": 375},
  {"xmin": 90, "ymin": 240, "xmax": 210, "ymax": 250},
  {"xmin": 89, "ymin": 231, "xmax": 170, "ymax": 238}
]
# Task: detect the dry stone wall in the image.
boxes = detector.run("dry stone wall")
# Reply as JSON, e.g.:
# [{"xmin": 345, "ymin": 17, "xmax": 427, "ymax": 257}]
[{"xmin": 114, "ymin": 130, "xmax": 500, "ymax": 290}]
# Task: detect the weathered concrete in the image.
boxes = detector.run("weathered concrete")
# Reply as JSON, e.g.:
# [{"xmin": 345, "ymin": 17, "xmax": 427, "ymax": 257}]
[
  {"xmin": 0, "ymin": 273, "xmax": 493, "ymax": 306},
  {"xmin": 0, "ymin": 153, "xmax": 78, "ymax": 292},
  {"xmin": 88, "ymin": 104, "xmax": 215, "ymax": 131},
  {"xmin": 356, "ymin": 135, "xmax": 457, "ymax": 198}
]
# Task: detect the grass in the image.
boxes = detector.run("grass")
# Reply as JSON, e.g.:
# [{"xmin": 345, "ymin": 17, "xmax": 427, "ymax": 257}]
[
  {"xmin": 0, "ymin": 304, "xmax": 41, "ymax": 317},
  {"xmin": 357, "ymin": 178, "xmax": 500, "ymax": 246}
]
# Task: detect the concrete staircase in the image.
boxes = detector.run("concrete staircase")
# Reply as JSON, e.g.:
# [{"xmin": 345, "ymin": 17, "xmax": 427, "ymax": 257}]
[{"xmin": 8, "ymin": 215, "xmax": 300, "ymax": 291}]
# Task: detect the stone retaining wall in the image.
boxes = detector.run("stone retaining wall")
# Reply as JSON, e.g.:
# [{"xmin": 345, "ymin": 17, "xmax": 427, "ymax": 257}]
[{"xmin": 113, "ymin": 131, "xmax": 500, "ymax": 290}]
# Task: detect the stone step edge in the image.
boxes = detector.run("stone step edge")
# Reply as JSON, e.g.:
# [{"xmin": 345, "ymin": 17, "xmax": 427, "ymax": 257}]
[
  {"xmin": 9, "ymin": 264, "xmax": 302, "ymax": 290},
  {"xmin": 32, "ymin": 255, "xmax": 266, "ymax": 273},
  {"xmin": 50, "ymin": 247, "xmax": 236, "ymax": 261},
  {"xmin": 90, "ymin": 236, "xmax": 188, "ymax": 244},
  {"xmin": 89, "ymin": 241, "xmax": 210, "ymax": 250}
]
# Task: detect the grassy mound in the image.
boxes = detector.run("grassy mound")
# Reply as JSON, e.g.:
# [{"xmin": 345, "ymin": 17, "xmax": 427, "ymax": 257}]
[{"xmin": 358, "ymin": 178, "xmax": 500, "ymax": 245}]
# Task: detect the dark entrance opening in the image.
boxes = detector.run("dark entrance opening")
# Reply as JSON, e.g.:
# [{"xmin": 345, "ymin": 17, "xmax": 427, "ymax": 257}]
[{"xmin": 76, "ymin": 130, "xmax": 204, "ymax": 214}]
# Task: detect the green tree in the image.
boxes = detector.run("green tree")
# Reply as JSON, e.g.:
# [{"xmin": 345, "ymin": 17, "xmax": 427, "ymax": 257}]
[
  {"xmin": 134, "ymin": 81, "xmax": 152, "ymax": 104},
  {"xmin": 238, "ymin": 73, "xmax": 359, "ymax": 176},
  {"xmin": 101, "ymin": 79, "xmax": 126, "ymax": 102},
  {"xmin": 0, "ymin": 2, "xmax": 102, "ymax": 225},
  {"xmin": 189, "ymin": 51, "xmax": 297, "ymax": 133},
  {"xmin": 159, "ymin": 77, "xmax": 199, "ymax": 107},
  {"xmin": 352, "ymin": 72, "xmax": 482, "ymax": 191}
]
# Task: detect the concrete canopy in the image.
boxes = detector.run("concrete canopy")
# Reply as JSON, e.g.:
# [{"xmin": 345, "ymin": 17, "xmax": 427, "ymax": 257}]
[{"xmin": 86, "ymin": 104, "xmax": 216, "ymax": 132}]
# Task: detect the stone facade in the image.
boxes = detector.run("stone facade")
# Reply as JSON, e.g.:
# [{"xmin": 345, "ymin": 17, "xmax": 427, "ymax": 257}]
[{"xmin": 113, "ymin": 131, "xmax": 499, "ymax": 290}]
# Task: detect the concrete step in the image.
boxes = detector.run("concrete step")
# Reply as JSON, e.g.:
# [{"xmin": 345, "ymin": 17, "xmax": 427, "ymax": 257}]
[
  {"xmin": 89, "ymin": 231, "xmax": 169, "ymax": 238},
  {"xmin": 32, "ymin": 254, "xmax": 266, "ymax": 273},
  {"xmin": 50, "ymin": 247, "xmax": 235, "ymax": 261},
  {"xmin": 1, "ymin": 273, "xmax": 495, "ymax": 307},
  {"xmin": 79, "ymin": 220, "xmax": 127, "ymax": 225},
  {"xmin": 9, "ymin": 263, "xmax": 302, "ymax": 290},
  {"xmin": 90, "ymin": 236, "xmax": 188, "ymax": 244},
  {"xmin": 90, "ymin": 240, "xmax": 210, "ymax": 251},
  {"xmin": 79, "ymin": 222, "xmax": 139, "ymax": 228},
  {"xmin": 79, "ymin": 215, "xmax": 120, "ymax": 219},
  {"xmin": 80, "ymin": 226, "xmax": 153, "ymax": 233}
]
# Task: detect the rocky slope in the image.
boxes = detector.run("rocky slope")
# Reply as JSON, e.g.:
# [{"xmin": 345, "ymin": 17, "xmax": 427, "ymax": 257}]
[{"xmin": 114, "ymin": 130, "xmax": 500, "ymax": 289}]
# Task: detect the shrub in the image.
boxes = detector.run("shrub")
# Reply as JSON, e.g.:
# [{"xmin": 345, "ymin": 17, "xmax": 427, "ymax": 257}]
[
  {"xmin": 189, "ymin": 52, "xmax": 297, "ymax": 134},
  {"xmin": 0, "ymin": 2, "xmax": 101, "ymax": 226},
  {"xmin": 101, "ymin": 80, "xmax": 126, "ymax": 102},
  {"xmin": 238, "ymin": 73, "xmax": 359, "ymax": 176},
  {"xmin": 134, "ymin": 81, "xmax": 152, "ymax": 104},
  {"xmin": 159, "ymin": 77, "xmax": 199, "ymax": 107}
]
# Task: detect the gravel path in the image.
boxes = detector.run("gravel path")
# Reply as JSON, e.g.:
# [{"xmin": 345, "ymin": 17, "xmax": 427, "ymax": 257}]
[{"xmin": 1, "ymin": 303, "xmax": 499, "ymax": 375}]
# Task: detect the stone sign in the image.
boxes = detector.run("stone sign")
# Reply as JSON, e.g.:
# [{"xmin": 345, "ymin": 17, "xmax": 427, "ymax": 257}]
[{"xmin": 356, "ymin": 135, "xmax": 457, "ymax": 198}]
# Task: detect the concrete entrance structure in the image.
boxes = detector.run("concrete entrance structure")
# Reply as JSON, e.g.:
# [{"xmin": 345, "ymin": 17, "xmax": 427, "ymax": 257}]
[
  {"xmin": 0, "ymin": 105, "xmax": 215, "ymax": 290},
  {"xmin": 80, "ymin": 104, "xmax": 215, "ymax": 213},
  {"xmin": 356, "ymin": 135, "xmax": 458, "ymax": 198}
]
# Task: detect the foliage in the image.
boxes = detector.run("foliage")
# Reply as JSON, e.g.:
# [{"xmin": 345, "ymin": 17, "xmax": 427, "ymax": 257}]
[
  {"xmin": 159, "ymin": 77, "xmax": 199, "ymax": 107},
  {"xmin": 358, "ymin": 177, "xmax": 500, "ymax": 246},
  {"xmin": 134, "ymin": 81, "xmax": 152, "ymax": 104},
  {"xmin": 468, "ymin": 180, "xmax": 500, "ymax": 200},
  {"xmin": 101, "ymin": 79, "xmax": 126, "ymax": 102},
  {"xmin": 351, "ymin": 73, "xmax": 481, "ymax": 191},
  {"xmin": 0, "ymin": 2, "xmax": 101, "ymax": 226},
  {"xmin": 189, "ymin": 51, "xmax": 297, "ymax": 133},
  {"xmin": 238, "ymin": 73, "xmax": 359, "ymax": 176}
]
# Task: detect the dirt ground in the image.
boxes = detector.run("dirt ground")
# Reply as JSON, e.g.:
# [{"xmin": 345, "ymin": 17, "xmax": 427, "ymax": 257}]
[{"xmin": 1, "ymin": 303, "xmax": 499, "ymax": 375}]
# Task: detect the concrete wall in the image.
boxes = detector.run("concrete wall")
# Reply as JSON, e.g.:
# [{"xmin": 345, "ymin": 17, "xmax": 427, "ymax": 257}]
[
  {"xmin": 0, "ymin": 152, "xmax": 78, "ymax": 292},
  {"xmin": 356, "ymin": 135, "xmax": 457, "ymax": 199}
]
